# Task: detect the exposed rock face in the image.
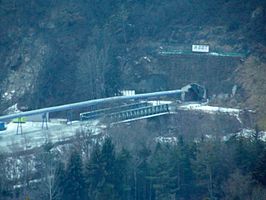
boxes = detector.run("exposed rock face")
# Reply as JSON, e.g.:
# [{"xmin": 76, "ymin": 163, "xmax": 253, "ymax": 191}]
[
  {"xmin": 1, "ymin": 39, "xmax": 49, "ymax": 109},
  {"xmin": 121, "ymin": 50, "xmax": 241, "ymax": 94}
]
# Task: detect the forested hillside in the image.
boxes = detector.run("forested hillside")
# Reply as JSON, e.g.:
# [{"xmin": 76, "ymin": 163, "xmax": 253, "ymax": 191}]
[
  {"xmin": 0, "ymin": 0, "xmax": 266, "ymax": 127},
  {"xmin": 1, "ymin": 136, "xmax": 266, "ymax": 200}
]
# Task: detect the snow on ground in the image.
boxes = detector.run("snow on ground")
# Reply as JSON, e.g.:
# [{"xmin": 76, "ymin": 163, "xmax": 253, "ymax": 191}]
[
  {"xmin": 155, "ymin": 136, "xmax": 178, "ymax": 144},
  {"xmin": 179, "ymin": 103, "xmax": 240, "ymax": 114},
  {"xmin": 0, "ymin": 119, "xmax": 104, "ymax": 153},
  {"xmin": 4, "ymin": 103, "xmax": 21, "ymax": 114},
  {"xmin": 13, "ymin": 178, "xmax": 42, "ymax": 189},
  {"xmin": 147, "ymin": 100, "xmax": 172, "ymax": 106},
  {"xmin": 143, "ymin": 56, "xmax": 151, "ymax": 62},
  {"xmin": 261, "ymin": 132, "xmax": 266, "ymax": 141},
  {"xmin": 223, "ymin": 129, "xmax": 266, "ymax": 141},
  {"xmin": 154, "ymin": 129, "xmax": 266, "ymax": 145},
  {"xmin": 178, "ymin": 103, "xmax": 242, "ymax": 123},
  {"xmin": 2, "ymin": 90, "xmax": 15, "ymax": 101}
]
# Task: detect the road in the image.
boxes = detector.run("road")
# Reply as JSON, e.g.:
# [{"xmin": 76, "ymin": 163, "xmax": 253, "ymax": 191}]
[{"xmin": 0, "ymin": 120, "xmax": 103, "ymax": 153}]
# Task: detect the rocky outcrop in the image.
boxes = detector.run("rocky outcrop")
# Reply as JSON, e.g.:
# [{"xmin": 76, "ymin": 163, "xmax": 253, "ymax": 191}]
[{"xmin": 0, "ymin": 38, "xmax": 49, "ymax": 111}]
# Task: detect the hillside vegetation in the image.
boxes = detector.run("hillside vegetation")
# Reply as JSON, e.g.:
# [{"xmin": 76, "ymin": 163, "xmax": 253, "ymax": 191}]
[
  {"xmin": 0, "ymin": 1, "xmax": 266, "ymax": 121},
  {"xmin": 1, "ymin": 136, "xmax": 266, "ymax": 200},
  {"xmin": 0, "ymin": 0, "xmax": 265, "ymax": 110},
  {"xmin": 0, "ymin": 1, "xmax": 266, "ymax": 199}
]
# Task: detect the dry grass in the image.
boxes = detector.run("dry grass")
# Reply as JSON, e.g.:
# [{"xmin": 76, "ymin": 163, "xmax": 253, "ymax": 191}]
[{"xmin": 237, "ymin": 56, "xmax": 266, "ymax": 129}]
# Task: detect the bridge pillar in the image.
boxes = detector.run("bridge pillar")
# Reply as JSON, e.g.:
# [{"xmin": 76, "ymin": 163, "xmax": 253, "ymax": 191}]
[
  {"xmin": 42, "ymin": 113, "xmax": 49, "ymax": 129},
  {"xmin": 16, "ymin": 118, "xmax": 23, "ymax": 135}
]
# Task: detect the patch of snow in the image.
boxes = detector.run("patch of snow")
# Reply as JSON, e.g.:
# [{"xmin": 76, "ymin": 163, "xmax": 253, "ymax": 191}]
[
  {"xmin": 155, "ymin": 136, "xmax": 178, "ymax": 144},
  {"xmin": 178, "ymin": 103, "xmax": 242, "ymax": 124},
  {"xmin": 240, "ymin": 129, "xmax": 255, "ymax": 137},
  {"xmin": 13, "ymin": 178, "xmax": 42, "ymax": 189},
  {"xmin": 0, "ymin": 119, "xmax": 105, "ymax": 153},
  {"xmin": 2, "ymin": 90, "xmax": 16, "ymax": 101},
  {"xmin": 179, "ymin": 103, "xmax": 240, "ymax": 114},
  {"xmin": 223, "ymin": 129, "xmax": 266, "ymax": 141},
  {"xmin": 178, "ymin": 103, "xmax": 242, "ymax": 123},
  {"xmin": 4, "ymin": 103, "xmax": 21, "ymax": 114},
  {"xmin": 209, "ymin": 52, "xmax": 219, "ymax": 56},
  {"xmin": 147, "ymin": 100, "xmax": 172, "ymax": 106},
  {"xmin": 5, "ymin": 154, "xmax": 35, "ymax": 180},
  {"xmin": 181, "ymin": 84, "xmax": 191, "ymax": 92},
  {"xmin": 261, "ymin": 131, "xmax": 266, "ymax": 141},
  {"xmin": 232, "ymin": 85, "xmax": 237, "ymax": 97},
  {"xmin": 205, "ymin": 134, "xmax": 213, "ymax": 139},
  {"xmin": 143, "ymin": 56, "xmax": 151, "ymax": 62}
]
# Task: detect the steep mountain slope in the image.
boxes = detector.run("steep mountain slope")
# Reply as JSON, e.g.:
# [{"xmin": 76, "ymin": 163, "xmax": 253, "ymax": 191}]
[{"xmin": 0, "ymin": 0, "xmax": 265, "ymax": 127}]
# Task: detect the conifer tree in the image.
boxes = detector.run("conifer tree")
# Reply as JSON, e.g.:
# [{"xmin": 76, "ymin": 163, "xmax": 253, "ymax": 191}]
[
  {"xmin": 0, "ymin": 154, "xmax": 10, "ymax": 199},
  {"xmin": 171, "ymin": 136, "xmax": 195, "ymax": 199},
  {"xmin": 234, "ymin": 136, "xmax": 252, "ymax": 172},
  {"xmin": 86, "ymin": 138, "xmax": 118, "ymax": 200},
  {"xmin": 64, "ymin": 150, "xmax": 85, "ymax": 200},
  {"xmin": 53, "ymin": 162, "xmax": 65, "ymax": 200},
  {"xmin": 133, "ymin": 143, "xmax": 152, "ymax": 200},
  {"xmin": 115, "ymin": 148, "xmax": 131, "ymax": 200},
  {"xmin": 253, "ymin": 149, "xmax": 266, "ymax": 185},
  {"xmin": 149, "ymin": 143, "xmax": 174, "ymax": 200},
  {"xmin": 193, "ymin": 139, "xmax": 229, "ymax": 199},
  {"xmin": 86, "ymin": 143, "xmax": 104, "ymax": 199},
  {"xmin": 98, "ymin": 137, "xmax": 117, "ymax": 200}
]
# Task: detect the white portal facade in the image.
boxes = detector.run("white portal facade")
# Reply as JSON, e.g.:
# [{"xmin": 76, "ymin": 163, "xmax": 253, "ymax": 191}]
[
  {"xmin": 121, "ymin": 90, "xmax": 136, "ymax": 96},
  {"xmin": 192, "ymin": 45, "xmax": 209, "ymax": 53}
]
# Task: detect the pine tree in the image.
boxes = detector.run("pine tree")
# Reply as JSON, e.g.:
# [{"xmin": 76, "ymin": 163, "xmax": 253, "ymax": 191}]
[
  {"xmin": 222, "ymin": 170, "xmax": 253, "ymax": 200},
  {"xmin": 98, "ymin": 137, "xmax": 117, "ymax": 200},
  {"xmin": 253, "ymin": 149, "xmax": 266, "ymax": 185},
  {"xmin": 0, "ymin": 154, "xmax": 11, "ymax": 199},
  {"xmin": 171, "ymin": 136, "xmax": 196, "ymax": 200},
  {"xmin": 115, "ymin": 148, "xmax": 131, "ymax": 200},
  {"xmin": 34, "ymin": 146, "xmax": 59, "ymax": 200},
  {"xmin": 148, "ymin": 143, "xmax": 174, "ymax": 200},
  {"xmin": 86, "ymin": 143, "xmax": 104, "ymax": 200},
  {"xmin": 64, "ymin": 150, "xmax": 85, "ymax": 200},
  {"xmin": 86, "ymin": 138, "xmax": 118, "ymax": 200},
  {"xmin": 53, "ymin": 162, "xmax": 65, "ymax": 200},
  {"xmin": 193, "ymin": 139, "xmax": 230, "ymax": 200},
  {"xmin": 133, "ymin": 143, "xmax": 152, "ymax": 200}
]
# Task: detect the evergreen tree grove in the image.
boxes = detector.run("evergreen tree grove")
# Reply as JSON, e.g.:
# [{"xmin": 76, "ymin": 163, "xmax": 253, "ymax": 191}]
[{"xmin": 64, "ymin": 150, "xmax": 85, "ymax": 200}]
